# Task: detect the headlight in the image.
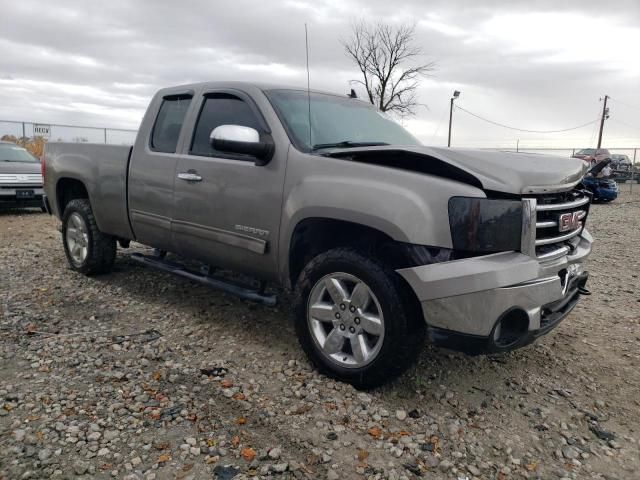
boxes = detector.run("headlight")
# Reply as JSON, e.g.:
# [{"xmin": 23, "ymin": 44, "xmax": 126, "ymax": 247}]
[{"xmin": 448, "ymin": 197, "xmax": 523, "ymax": 253}]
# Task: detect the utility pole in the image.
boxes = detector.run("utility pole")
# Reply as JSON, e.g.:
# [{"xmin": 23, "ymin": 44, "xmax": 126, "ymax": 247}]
[
  {"xmin": 597, "ymin": 95, "xmax": 609, "ymax": 149},
  {"xmin": 448, "ymin": 90, "xmax": 460, "ymax": 147}
]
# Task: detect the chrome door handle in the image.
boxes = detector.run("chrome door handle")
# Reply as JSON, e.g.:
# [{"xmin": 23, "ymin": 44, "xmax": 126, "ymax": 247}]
[{"xmin": 177, "ymin": 172, "xmax": 202, "ymax": 182}]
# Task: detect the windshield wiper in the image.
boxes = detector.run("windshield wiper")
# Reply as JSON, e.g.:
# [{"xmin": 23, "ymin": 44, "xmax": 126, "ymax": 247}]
[{"xmin": 312, "ymin": 141, "xmax": 389, "ymax": 151}]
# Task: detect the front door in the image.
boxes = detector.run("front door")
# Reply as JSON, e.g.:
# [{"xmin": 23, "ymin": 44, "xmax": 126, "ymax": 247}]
[{"xmin": 171, "ymin": 90, "xmax": 286, "ymax": 280}]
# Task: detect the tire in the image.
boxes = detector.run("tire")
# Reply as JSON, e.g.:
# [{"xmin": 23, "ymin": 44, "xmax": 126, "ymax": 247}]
[
  {"xmin": 61, "ymin": 198, "xmax": 116, "ymax": 275},
  {"xmin": 293, "ymin": 247, "xmax": 425, "ymax": 389}
]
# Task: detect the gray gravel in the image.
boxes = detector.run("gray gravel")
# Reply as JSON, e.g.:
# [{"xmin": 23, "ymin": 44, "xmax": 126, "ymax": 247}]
[{"xmin": 1, "ymin": 190, "xmax": 639, "ymax": 479}]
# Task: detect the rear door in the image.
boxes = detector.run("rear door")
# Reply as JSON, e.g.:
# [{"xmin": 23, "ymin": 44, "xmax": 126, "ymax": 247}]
[
  {"xmin": 171, "ymin": 89, "xmax": 286, "ymax": 279},
  {"xmin": 128, "ymin": 92, "xmax": 193, "ymax": 251}
]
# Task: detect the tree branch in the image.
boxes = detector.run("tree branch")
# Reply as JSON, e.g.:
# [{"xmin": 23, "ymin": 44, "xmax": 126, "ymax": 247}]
[{"xmin": 341, "ymin": 21, "xmax": 436, "ymax": 116}]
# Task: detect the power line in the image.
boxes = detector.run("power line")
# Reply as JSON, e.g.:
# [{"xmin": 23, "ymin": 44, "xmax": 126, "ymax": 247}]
[
  {"xmin": 429, "ymin": 107, "xmax": 449, "ymax": 144},
  {"xmin": 609, "ymin": 96, "xmax": 640, "ymax": 112},
  {"xmin": 609, "ymin": 117, "xmax": 640, "ymax": 131},
  {"xmin": 587, "ymin": 112, "xmax": 600, "ymax": 147},
  {"xmin": 454, "ymin": 105, "xmax": 599, "ymax": 134}
]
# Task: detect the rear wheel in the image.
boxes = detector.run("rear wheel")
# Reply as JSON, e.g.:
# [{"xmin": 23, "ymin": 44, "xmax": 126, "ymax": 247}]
[
  {"xmin": 62, "ymin": 199, "xmax": 116, "ymax": 275},
  {"xmin": 294, "ymin": 248, "xmax": 424, "ymax": 389}
]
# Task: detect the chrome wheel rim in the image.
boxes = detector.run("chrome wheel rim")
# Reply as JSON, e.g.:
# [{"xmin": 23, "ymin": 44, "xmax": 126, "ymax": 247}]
[
  {"xmin": 307, "ymin": 272, "xmax": 385, "ymax": 368},
  {"xmin": 65, "ymin": 212, "xmax": 89, "ymax": 266}
]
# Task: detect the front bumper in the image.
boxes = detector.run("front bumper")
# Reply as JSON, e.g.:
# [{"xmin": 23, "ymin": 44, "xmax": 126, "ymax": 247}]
[
  {"xmin": 397, "ymin": 230, "xmax": 592, "ymax": 354},
  {"xmin": 0, "ymin": 184, "xmax": 44, "ymax": 207},
  {"xmin": 0, "ymin": 186, "xmax": 44, "ymax": 208}
]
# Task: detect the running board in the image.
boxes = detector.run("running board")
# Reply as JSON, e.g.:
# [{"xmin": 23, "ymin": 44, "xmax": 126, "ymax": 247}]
[{"xmin": 129, "ymin": 253, "xmax": 277, "ymax": 306}]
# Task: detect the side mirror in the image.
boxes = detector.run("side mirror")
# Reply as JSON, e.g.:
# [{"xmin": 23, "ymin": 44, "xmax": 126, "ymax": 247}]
[{"xmin": 210, "ymin": 125, "xmax": 274, "ymax": 165}]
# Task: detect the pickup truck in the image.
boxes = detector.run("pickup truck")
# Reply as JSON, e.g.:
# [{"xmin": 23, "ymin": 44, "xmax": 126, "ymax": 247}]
[{"xmin": 44, "ymin": 81, "xmax": 592, "ymax": 388}]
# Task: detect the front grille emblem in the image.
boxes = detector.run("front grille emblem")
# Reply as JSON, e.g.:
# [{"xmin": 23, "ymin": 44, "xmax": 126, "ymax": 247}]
[{"xmin": 558, "ymin": 211, "xmax": 584, "ymax": 232}]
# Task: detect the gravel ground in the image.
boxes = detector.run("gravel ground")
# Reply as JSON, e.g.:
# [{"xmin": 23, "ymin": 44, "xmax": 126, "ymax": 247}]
[{"xmin": 1, "ymin": 190, "xmax": 639, "ymax": 480}]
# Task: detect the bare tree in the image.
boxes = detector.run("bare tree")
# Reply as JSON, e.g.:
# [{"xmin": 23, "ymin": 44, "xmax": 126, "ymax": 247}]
[{"xmin": 343, "ymin": 22, "xmax": 435, "ymax": 116}]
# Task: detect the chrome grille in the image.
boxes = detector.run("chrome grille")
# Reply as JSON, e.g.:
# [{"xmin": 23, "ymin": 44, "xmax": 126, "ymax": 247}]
[
  {"xmin": 523, "ymin": 188, "xmax": 591, "ymax": 261},
  {"xmin": 0, "ymin": 173, "xmax": 43, "ymax": 185}
]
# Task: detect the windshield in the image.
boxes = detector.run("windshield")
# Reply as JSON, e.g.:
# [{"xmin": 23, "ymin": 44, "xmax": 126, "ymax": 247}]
[
  {"xmin": 577, "ymin": 149, "xmax": 595, "ymax": 155},
  {"xmin": 0, "ymin": 143, "xmax": 39, "ymax": 163},
  {"xmin": 265, "ymin": 89, "xmax": 420, "ymax": 151}
]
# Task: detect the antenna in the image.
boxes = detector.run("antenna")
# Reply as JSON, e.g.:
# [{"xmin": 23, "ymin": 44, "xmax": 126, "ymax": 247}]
[{"xmin": 304, "ymin": 23, "xmax": 312, "ymax": 149}]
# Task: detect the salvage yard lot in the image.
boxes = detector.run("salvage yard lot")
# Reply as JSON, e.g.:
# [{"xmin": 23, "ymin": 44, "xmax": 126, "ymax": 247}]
[{"xmin": 1, "ymin": 191, "xmax": 639, "ymax": 480}]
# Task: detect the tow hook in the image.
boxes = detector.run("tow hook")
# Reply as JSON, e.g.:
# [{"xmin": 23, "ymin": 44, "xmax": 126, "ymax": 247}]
[
  {"xmin": 576, "ymin": 272, "xmax": 591, "ymax": 295},
  {"xmin": 575, "ymin": 271, "xmax": 590, "ymax": 295}
]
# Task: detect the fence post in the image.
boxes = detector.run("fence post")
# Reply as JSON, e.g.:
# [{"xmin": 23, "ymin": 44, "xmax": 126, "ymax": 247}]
[
  {"xmin": 22, "ymin": 122, "xmax": 25, "ymax": 139},
  {"xmin": 631, "ymin": 148, "xmax": 637, "ymax": 194},
  {"xmin": 104, "ymin": 128, "xmax": 107, "ymax": 144}
]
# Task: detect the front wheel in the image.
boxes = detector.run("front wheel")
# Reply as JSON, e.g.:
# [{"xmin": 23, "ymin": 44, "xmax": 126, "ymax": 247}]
[
  {"xmin": 293, "ymin": 248, "xmax": 425, "ymax": 389},
  {"xmin": 62, "ymin": 199, "xmax": 116, "ymax": 275}
]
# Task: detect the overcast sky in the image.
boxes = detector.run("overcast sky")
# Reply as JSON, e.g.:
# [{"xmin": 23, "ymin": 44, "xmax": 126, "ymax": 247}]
[{"xmin": 1, "ymin": 0, "xmax": 640, "ymax": 149}]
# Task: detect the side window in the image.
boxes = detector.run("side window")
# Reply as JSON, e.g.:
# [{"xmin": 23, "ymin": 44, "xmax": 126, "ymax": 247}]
[
  {"xmin": 151, "ymin": 95, "xmax": 192, "ymax": 153},
  {"xmin": 191, "ymin": 93, "xmax": 261, "ymax": 157}
]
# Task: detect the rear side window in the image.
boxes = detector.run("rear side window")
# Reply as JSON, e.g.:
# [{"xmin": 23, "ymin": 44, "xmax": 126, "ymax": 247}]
[
  {"xmin": 191, "ymin": 93, "xmax": 261, "ymax": 157},
  {"xmin": 151, "ymin": 94, "xmax": 192, "ymax": 153}
]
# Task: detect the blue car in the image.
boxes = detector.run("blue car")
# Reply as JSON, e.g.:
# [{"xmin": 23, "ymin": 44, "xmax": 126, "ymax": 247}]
[{"xmin": 583, "ymin": 159, "xmax": 618, "ymax": 202}]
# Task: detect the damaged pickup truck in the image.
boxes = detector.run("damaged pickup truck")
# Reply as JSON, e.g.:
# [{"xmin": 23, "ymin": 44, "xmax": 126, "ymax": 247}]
[{"xmin": 43, "ymin": 82, "xmax": 592, "ymax": 387}]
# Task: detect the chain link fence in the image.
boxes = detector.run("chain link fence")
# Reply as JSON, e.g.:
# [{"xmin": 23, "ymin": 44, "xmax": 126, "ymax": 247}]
[{"xmin": 0, "ymin": 119, "xmax": 137, "ymax": 146}]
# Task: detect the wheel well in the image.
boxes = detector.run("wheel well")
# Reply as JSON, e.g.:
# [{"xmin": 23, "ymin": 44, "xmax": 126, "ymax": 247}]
[
  {"xmin": 287, "ymin": 217, "xmax": 445, "ymax": 288},
  {"xmin": 56, "ymin": 178, "xmax": 89, "ymax": 214},
  {"xmin": 288, "ymin": 218, "xmax": 428, "ymax": 326}
]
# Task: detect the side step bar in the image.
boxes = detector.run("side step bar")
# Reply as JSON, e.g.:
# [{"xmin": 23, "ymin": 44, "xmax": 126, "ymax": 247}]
[{"xmin": 129, "ymin": 253, "xmax": 277, "ymax": 306}]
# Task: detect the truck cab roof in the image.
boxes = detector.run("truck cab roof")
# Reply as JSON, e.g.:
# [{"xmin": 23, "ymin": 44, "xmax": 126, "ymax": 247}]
[{"xmin": 154, "ymin": 81, "xmax": 350, "ymax": 99}]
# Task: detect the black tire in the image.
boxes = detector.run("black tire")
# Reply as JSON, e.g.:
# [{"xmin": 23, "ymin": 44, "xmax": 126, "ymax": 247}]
[
  {"xmin": 61, "ymin": 198, "xmax": 116, "ymax": 275},
  {"xmin": 293, "ymin": 247, "xmax": 425, "ymax": 389}
]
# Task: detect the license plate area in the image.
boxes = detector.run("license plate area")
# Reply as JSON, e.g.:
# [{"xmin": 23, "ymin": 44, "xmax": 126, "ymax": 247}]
[{"xmin": 16, "ymin": 189, "xmax": 35, "ymax": 199}]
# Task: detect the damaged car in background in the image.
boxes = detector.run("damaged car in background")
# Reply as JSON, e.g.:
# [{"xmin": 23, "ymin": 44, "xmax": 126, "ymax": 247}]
[{"xmin": 43, "ymin": 82, "xmax": 593, "ymax": 388}]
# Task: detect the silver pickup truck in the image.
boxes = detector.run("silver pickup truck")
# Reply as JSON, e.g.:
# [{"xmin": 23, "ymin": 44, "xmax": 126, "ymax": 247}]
[{"xmin": 44, "ymin": 81, "xmax": 592, "ymax": 388}]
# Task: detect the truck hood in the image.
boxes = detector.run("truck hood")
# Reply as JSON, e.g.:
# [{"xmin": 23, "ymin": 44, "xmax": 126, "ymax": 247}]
[
  {"xmin": 325, "ymin": 146, "xmax": 589, "ymax": 195},
  {"xmin": 0, "ymin": 160, "xmax": 42, "ymax": 174}
]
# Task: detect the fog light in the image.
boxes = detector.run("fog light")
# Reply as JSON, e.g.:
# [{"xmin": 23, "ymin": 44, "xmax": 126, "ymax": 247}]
[{"xmin": 493, "ymin": 309, "xmax": 529, "ymax": 349}]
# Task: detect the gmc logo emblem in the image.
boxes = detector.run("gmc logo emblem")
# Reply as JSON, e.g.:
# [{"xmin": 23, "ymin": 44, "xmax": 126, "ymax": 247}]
[{"xmin": 558, "ymin": 211, "xmax": 585, "ymax": 232}]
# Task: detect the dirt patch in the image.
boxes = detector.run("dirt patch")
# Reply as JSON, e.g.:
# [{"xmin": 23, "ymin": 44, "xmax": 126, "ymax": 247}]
[{"xmin": 1, "ymin": 191, "xmax": 639, "ymax": 479}]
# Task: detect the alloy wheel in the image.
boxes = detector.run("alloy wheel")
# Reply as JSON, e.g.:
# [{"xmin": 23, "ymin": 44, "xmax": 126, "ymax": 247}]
[
  {"xmin": 307, "ymin": 272, "xmax": 385, "ymax": 368},
  {"xmin": 65, "ymin": 212, "xmax": 89, "ymax": 266}
]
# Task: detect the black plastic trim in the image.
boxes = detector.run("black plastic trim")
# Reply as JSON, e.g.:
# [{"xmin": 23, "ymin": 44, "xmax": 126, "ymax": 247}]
[{"xmin": 0, "ymin": 196, "xmax": 44, "ymax": 209}]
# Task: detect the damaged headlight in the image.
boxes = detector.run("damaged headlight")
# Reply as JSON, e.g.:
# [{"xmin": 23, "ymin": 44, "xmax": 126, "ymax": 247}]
[{"xmin": 448, "ymin": 197, "xmax": 522, "ymax": 253}]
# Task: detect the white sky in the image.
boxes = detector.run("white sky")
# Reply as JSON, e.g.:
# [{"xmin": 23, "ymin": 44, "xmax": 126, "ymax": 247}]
[{"xmin": 1, "ymin": 0, "xmax": 639, "ymax": 149}]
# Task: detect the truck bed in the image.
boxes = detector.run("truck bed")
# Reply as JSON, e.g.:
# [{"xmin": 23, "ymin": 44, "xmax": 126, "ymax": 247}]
[{"xmin": 45, "ymin": 142, "xmax": 134, "ymax": 239}]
